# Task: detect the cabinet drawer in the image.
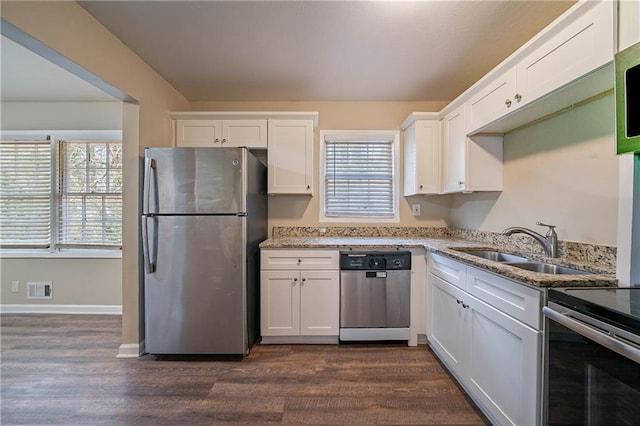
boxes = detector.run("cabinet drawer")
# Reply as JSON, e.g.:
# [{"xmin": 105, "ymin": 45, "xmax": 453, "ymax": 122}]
[
  {"xmin": 261, "ymin": 249, "xmax": 339, "ymax": 270},
  {"xmin": 428, "ymin": 252, "xmax": 466, "ymax": 290},
  {"xmin": 466, "ymin": 266, "xmax": 543, "ymax": 329}
]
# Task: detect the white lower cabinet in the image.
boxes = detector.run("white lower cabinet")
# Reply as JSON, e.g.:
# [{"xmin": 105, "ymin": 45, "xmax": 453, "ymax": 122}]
[
  {"xmin": 260, "ymin": 249, "xmax": 339, "ymax": 343},
  {"xmin": 427, "ymin": 253, "xmax": 542, "ymax": 425}
]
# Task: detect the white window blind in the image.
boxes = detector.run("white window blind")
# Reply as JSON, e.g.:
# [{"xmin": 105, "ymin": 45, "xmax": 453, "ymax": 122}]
[
  {"xmin": 0, "ymin": 140, "xmax": 52, "ymax": 248},
  {"xmin": 57, "ymin": 140, "xmax": 122, "ymax": 248},
  {"xmin": 324, "ymin": 139, "xmax": 395, "ymax": 218}
]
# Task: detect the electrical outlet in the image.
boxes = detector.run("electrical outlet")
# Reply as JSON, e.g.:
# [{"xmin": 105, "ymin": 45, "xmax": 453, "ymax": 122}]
[
  {"xmin": 411, "ymin": 204, "xmax": 421, "ymax": 216},
  {"xmin": 11, "ymin": 281, "xmax": 19, "ymax": 293}
]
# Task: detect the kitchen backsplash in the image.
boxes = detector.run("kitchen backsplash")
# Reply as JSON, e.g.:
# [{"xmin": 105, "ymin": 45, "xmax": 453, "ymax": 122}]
[{"xmin": 271, "ymin": 226, "xmax": 617, "ymax": 268}]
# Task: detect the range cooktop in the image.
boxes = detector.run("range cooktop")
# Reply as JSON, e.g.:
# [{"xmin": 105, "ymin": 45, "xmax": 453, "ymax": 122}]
[{"xmin": 548, "ymin": 287, "xmax": 640, "ymax": 335}]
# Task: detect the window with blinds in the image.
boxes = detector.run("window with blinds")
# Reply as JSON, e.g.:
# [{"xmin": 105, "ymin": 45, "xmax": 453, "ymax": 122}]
[
  {"xmin": 322, "ymin": 132, "xmax": 399, "ymax": 221},
  {"xmin": 0, "ymin": 140, "xmax": 52, "ymax": 247},
  {"xmin": 57, "ymin": 140, "xmax": 123, "ymax": 248}
]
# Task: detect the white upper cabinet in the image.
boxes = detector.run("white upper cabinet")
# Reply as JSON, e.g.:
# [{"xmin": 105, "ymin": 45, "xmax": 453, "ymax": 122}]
[
  {"xmin": 516, "ymin": 0, "xmax": 613, "ymax": 104},
  {"xmin": 175, "ymin": 119, "xmax": 266, "ymax": 148},
  {"xmin": 221, "ymin": 120, "xmax": 267, "ymax": 148},
  {"xmin": 442, "ymin": 106, "xmax": 467, "ymax": 194},
  {"xmin": 467, "ymin": 67, "xmax": 519, "ymax": 133},
  {"xmin": 170, "ymin": 112, "xmax": 317, "ymax": 152},
  {"xmin": 464, "ymin": 0, "xmax": 614, "ymax": 135},
  {"xmin": 175, "ymin": 119, "xmax": 223, "ymax": 147},
  {"xmin": 442, "ymin": 105, "xmax": 503, "ymax": 194},
  {"xmin": 402, "ymin": 113, "xmax": 441, "ymax": 195},
  {"xmin": 267, "ymin": 119, "xmax": 314, "ymax": 195}
]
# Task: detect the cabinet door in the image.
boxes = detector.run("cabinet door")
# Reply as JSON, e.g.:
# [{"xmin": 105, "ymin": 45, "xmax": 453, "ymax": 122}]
[
  {"xmin": 404, "ymin": 120, "xmax": 441, "ymax": 195},
  {"xmin": 516, "ymin": 0, "xmax": 613, "ymax": 106},
  {"xmin": 465, "ymin": 295, "xmax": 541, "ymax": 426},
  {"xmin": 441, "ymin": 105, "xmax": 466, "ymax": 194},
  {"xmin": 260, "ymin": 270, "xmax": 300, "ymax": 336},
  {"xmin": 467, "ymin": 67, "xmax": 519, "ymax": 133},
  {"xmin": 427, "ymin": 273, "xmax": 467, "ymax": 378},
  {"xmin": 299, "ymin": 270, "xmax": 340, "ymax": 336},
  {"xmin": 267, "ymin": 120, "xmax": 314, "ymax": 195},
  {"xmin": 222, "ymin": 120, "xmax": 267, "ymax": 148},
  {"xmin": 175, "ymin": 120, "xmax": 222, "ymax": 147}
]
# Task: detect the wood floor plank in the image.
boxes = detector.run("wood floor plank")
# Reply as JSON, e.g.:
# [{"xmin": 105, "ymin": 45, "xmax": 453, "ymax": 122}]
[{"xmin": 1, "ymin": 314, "xmax": 490, "ymax": 425}]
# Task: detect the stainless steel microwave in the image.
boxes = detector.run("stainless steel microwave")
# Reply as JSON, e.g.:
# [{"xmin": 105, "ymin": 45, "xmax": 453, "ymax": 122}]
[{"xmin": 616, "ymin": 41, "xmax": 640, "ymax": 154}]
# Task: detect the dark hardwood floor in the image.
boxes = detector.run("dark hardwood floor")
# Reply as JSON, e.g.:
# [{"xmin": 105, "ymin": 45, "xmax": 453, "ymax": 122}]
[{"xmin": 1, "ymin": 314, "xmax": 489, "ymax": 425}]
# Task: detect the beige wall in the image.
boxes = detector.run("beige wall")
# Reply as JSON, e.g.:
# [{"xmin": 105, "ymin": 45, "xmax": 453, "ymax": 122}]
[
  {"xmin": 449, "ymin": 94, "xmax": 619, "ymax": 246},
  {"xmin": 1, "ymin": 102, "xmax": 122, "ymax": 130},
  {"xmin": 1, "ymin": 2, "xmax": 190, "ymax": 349},
  {"xmin": 192, "ymin": 101, "xmax": 451, "ymax": 234},
  {"xmin": 1, "ymin": 258, "xmax": 122, "ymax": 306}
]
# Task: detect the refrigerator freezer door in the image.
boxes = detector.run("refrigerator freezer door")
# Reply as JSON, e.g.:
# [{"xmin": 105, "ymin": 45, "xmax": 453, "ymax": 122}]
[
  {"xmin": 144, "ymin": 147, "xmax": 246, "ymax": 215},
  {"xmin": 144, "ymin": 215, "xmax": 247, "ymax": 354}
]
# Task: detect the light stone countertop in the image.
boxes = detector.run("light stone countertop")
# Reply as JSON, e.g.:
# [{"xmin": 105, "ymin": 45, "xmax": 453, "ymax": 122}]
[{"xmin": 259, "ymin": 236, "xmax": 618, "ymax": 288}]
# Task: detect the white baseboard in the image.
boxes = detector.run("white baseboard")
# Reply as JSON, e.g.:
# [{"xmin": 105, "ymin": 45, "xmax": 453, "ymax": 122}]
[
  {"xmin": 1, "ymin": 304, "xmax": 122, "ymax": 315},
  {"xmin": 117, "ymin": 343, "xmax": 140, "ymax": 359}
]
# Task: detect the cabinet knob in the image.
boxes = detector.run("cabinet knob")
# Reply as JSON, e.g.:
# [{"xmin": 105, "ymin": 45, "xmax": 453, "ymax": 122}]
[
  {"xmin": 214, "ymin": 138, "xmax": 220, "ymax": 143},
  {"xmin": 458, "ymin": 181, "xmax": 464, "ymax": 186},
  {"xmin": 221, "ymin": 138, "xmax": 227, "ymax": 144},
  {"xmin": 301, "ymin": 278, "xmax": 306, "ymax": 283},
  {"xmin": 419, "ymin": 185, "xmax": 423, "ymax": 190},
  {"xmin": 293, "ymin": 278, "xmax": 298, "ymax": 284},
  {"xmin": 306, "ymin": 185, "xmax": 310, "ymax": 190},
  {"xmin": 456, "ymin": 299, "xmax": 462, "ymax": 305},
  {"xmin": 462, "ymin": 303, "xmax": 469, "ymax": 309},
  {"xmin": 514, "ymin": 93, "xmax": 522, "ymax": 102},
  {"xmin": 297, "ymin": 259, "xmax": 302, "ymax": 264},
  {"xmin": 505, "ymin": 99, "xmax": 512, "ymax": 107}
]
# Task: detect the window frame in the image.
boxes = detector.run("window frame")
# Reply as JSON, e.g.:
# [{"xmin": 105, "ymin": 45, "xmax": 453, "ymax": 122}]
[
  {"xmin": 319, "ymin": 130, "xmax": 400, "ymax": 223},
  {"xmin": 0, "ymin": 130, "xmax": 122, "ymax": 254}
]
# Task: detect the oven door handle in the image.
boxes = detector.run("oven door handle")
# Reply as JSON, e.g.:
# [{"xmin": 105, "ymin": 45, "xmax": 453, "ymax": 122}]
[{"xmin": 543, "ymin": 306, "xmax": 640, "ymax": 364}]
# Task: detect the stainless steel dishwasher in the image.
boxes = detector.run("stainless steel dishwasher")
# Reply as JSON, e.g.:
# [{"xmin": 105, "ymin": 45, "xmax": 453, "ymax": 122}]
[{"xmin": 339, "ymin": 250, "xmax": 411, "ymax": 342}]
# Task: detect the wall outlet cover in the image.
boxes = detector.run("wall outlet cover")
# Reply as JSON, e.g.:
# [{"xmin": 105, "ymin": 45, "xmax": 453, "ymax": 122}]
[{"xmin": 411, "ymin": 204, "xmax": 421, "ymax": 216}]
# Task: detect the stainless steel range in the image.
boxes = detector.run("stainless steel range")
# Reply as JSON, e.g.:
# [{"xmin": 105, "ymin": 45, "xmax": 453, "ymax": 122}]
[
  {"xmin": 543, "ymin": 287, "xmax": 640, "ymax": 424},
  {"xmin": 339, "ymin": 250, "xmax": 411, "ymax": 342}
]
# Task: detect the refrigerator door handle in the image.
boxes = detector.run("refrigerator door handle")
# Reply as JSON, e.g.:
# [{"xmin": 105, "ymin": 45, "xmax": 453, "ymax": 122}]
[
  {"xmin": 143, "ymin": 157, "xmax": 155, "ymax": 215},
  {"xmin": 141, "ymin": 216, "xmax": 156, "ymax": 273}
]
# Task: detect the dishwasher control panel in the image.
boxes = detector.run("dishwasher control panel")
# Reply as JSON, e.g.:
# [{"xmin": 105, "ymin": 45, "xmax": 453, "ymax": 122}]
[{"xmin": 339, "ymin": 251, "xmax": 411, "ymax": 270}]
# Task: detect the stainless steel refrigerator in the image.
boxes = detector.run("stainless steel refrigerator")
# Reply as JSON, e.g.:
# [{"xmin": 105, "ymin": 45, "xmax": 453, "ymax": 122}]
[{"xmin": 141, "ymin": 147, "xmax": 267, "ymax": 355}]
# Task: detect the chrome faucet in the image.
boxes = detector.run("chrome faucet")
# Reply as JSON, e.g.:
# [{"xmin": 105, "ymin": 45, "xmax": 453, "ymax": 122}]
[{"xmin": 501, "ymin": 222, "xmax": 558, "ymax": 258}]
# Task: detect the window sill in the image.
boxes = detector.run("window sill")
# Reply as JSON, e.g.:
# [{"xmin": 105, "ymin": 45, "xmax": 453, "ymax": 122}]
[
  {"xmin": 0, "ymin": 250, "xmax": 122, "ymax": 259},
  {"xmin": 319, "ymin": 215, "xmax": 400, "ymax": 223}
]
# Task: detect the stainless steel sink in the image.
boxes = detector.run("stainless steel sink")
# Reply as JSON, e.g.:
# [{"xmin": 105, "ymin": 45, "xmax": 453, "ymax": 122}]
[
  {"xmin": 505, "ymin": 262, "xmax": 591, "ymax": 275},
  {"xmin": 460, "ymin": 250, "xmax": 530, "ymax": 263}
]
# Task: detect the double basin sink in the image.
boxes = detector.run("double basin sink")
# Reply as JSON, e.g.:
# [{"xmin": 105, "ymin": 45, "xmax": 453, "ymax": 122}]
[{"xmin": 458, "ymin": 249, "xmax": 591, "ymax": 275}]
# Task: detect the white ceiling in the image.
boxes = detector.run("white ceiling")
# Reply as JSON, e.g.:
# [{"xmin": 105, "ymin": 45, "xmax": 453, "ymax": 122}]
[
  {"xmin": 0, "ymin": 36, "xmax": 117, "ymax": 102},
  {"xmin": 1, "ymin": 1, "xmax": 576, "ymax": 104},
  {"xmin": 78, "ymin": 0, "xmax": 575, "ymax": 102}
]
